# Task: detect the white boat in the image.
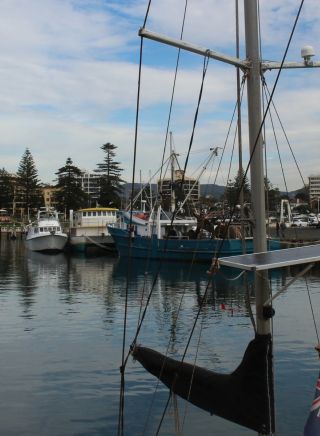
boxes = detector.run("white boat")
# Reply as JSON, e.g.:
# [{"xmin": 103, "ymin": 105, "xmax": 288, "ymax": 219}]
[
  {"xmin": 26, "ymin": 207, "xmax": 67, "ymax": 252},
  {"xmin": 69, "ymin": 207, "xmax": 118, "ymax": 252}
]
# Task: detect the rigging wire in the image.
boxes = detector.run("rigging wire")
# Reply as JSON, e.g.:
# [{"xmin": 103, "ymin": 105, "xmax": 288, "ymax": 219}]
[
  {"xmin": 142, "ymin": 0, "xmax": 152, "ymax": 28},
  {"xmin": 211, "ymin": 75, "xmax": 246, "ymax": 192},
  {"xmin": 151, "ymin": 1, "xmax": 307, "ymax": 431},
  {"xmin": 121, "ymin": 0, "xmax": 306, "ymax": 433},
  {"xmin": 118, "ymin": 28, "xmax": 145, "ymax": 436},
  {"xmin": 134, "ymin": 75, "xmax": 248, "ymax": 433},
  {"xmin": 140, "ymin": 262, "xmax": 208, "ymax": 434},
  {"xmin": 118, "ymin": 5, "xmax": 191, "ymax": 431},
  {"xmin": 262, "ymin": 79, "xmax": 305, "ymax": 242},
  {"xmin": 158, "ymin": 0, "xmax": 189, "ymax": 191},
  {"xmin": 257, "ymin": 0, "xmax": 272, "ymax": 238},
  {"xmin": 262, "ymin": 80, "xmax": 308, "ymax": 190},
  {"xmin": 222, "ymin": 107, "xmax": 238, "ymax": 207},
  {"xmin": 305, "ymin": 277, "xmax": 320, "ymax": 345},
  {"xmin": 181, "ymin": 292, "xmax": 209, "ymax": 433},
  {"xmin": 263, "ymin": 84, "xmax": 290, "ymax": 197},
  {"xmin": 210, "ymin": 0, "xmax": 306, "ymax": 262},
  {"xmin": 237, "ymin": 0, "xmax": 306, "ymax": 200},
  {"xmin": 119, "ymin": 6, "xmax": 196, "ymax": 390},
  {"xmin": 180, "ymin": 54, "xmax": 210, "ymax": 186}
]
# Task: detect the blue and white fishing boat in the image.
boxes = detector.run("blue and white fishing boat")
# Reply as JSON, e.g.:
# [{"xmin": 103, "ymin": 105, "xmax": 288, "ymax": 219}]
[
  {"xmin": 108, "ymin": 208, "xmax": 280, "ymax": 261},
  {"xmin": 108, "ymin": 142, "xmax": 279, "ymax": 261}
]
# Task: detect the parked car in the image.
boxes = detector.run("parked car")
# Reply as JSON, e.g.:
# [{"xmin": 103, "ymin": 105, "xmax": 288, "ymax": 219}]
[
  {"xmin": 291, "ymin": 218, "xmax": 309, "ymax": 227},
  {"xmin": 309, "ymin": 219, "xmax": 320, "ymax": 228}
]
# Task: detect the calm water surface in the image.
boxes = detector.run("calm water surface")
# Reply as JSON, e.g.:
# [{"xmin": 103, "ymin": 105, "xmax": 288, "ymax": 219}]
[{"xmin": 0, "ymin": 238, "xmax": 319, "ymax": 435}]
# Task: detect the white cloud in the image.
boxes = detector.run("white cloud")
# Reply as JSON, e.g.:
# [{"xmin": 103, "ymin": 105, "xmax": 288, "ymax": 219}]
[{"xmin": 0, "ymin": 0, "xmax": 319, "ymax": 191}]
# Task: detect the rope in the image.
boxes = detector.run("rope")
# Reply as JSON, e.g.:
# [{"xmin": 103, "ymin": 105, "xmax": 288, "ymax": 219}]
[
  {"xmin": 84, "ymin": 235, "xmax": 114, "ymax": 251},
  {"xmin": 120, "ymin": 0, "xmax": 306, "ymax": 433},
  {"xmin": 139, "ymin": 247, "xmax": 216, "ymax": 433},
  {"xmin": 119, "ymin": 8, "xmax": 197, "ymax": 390},
  {"xmin": 219, "ymin": 0, "xmax": 306, "ymax": 250},
  {"xmin": 142, "ymin": 0, "xmax": 152, "ymax": 28},
  {"xmin": 262, "ymin": 79, "xmax": 308, "ymax": 189},
  {"xmin": 183, "ymin": 53, "xmax": 210, "ymax": 174},
  {"xmin": 117, "ymin": 32, "xmax": 144, "ymax": 436},
  {"xmin": 218, "ymin": 269, "xmax": 245, "ymax": 281},
  {"xmin": 244, "ymin": 275, "xmax": 256, "ymax": 333},
  {"xmin": 305, "ymin": 276, "xmax": 320, "ymax": 344},
  {"xmin": 181, "ymin": 292, "xmax": 208, "ymax": 433},
  {"xmin": 263, "ymin": 82, "xmax": 291, "ymax": 198},
  {"xmin": 173, "ymin": 394, "xmax": 181, "ymax": 436},
  {"xmin": 158, "ymin": 0, "xmax": 188, "ymax": 190},
  {"xmin": 141, "ymin": 74, "xmax": 249, "ymax": 431}
]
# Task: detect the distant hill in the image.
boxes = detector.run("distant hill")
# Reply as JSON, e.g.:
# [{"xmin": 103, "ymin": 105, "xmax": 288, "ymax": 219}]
[
  {"xmin": 121, "ymin": 183, "xmax": 302, "ymax": 200},
  {"xmin": 121, "ymin": 183, "xmax": 157, "ymax": 198},
  {"xmin": 200, "ymin": 184, "xmax": 225, "ymax": 198},
  {"xmin": 121, "ymin": 182, "xmax": 225, "ymax": 199}
]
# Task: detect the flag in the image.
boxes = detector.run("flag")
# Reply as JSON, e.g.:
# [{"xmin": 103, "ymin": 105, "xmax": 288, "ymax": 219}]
[{"xmin": 304, "ymin": 374, "xmax": 320, "ymax": 435}]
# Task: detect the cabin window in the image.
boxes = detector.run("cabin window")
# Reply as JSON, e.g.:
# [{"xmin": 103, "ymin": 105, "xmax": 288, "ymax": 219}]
[
  {"xmin": 83, "ymin": 212, "xmax": 87, "ymax": 217},
  {"xmin": 88, "ymin": 212, "xmax": 92, "ymax": 216},
  {"xmin": 92, "ymin": 212, "xmax": 96, "ymax": 216},
  {"xmin": 39, "ymin": 227, "xmax": 43, "ymax": 232},
  {"xmin": 44, "ymin": 227, "xmax": 48, "ymax": 232},
  {"xmin": 57, "ymin": 227, "xmax": 60, "ymax": 231},
  {"xmin": 103, "ymin": 211, "xmax": 106, "ymax": 216}
]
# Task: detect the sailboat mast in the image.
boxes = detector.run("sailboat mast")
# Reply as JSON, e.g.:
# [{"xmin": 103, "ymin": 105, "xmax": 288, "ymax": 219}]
[
  {"xmin": 170, "ymin": 132, "xmax": 176, "ymax": 213},
  {"xmin": 244, "ymin": 1, "xmax": 270, "ymax": 336},
  {"xmin": 235, "ymin": 0, "xmax": 245, "ymax": 253}
]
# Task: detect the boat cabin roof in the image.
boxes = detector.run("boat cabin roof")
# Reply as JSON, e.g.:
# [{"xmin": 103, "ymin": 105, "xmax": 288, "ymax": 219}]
[{"xmin": 219, "ymin": 245, "xmax": 320, "ymax": 271}]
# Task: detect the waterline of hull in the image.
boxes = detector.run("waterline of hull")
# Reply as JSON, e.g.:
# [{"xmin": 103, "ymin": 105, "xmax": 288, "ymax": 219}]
[
  {"xmin": 109, "ymin": 227, "xmax": 280, "ymax": 262},
  {"xmin": 26, "ymin": 234, "xmax": 68, "ymax": 252}
]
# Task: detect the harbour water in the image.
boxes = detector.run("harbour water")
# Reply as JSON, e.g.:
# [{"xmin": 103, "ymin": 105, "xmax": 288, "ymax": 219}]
[{"xmin": 0, "ymin": 238, "xmax": 319, "ymax": 435}]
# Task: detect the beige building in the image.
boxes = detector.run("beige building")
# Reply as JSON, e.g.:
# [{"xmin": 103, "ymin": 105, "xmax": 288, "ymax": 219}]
[
  {"xmin": 42, "ymin": 186, "xmax": 59, "ymax": 209},
  {"xmin": 309, "ymin": 175, "xmax": 320, "ymax": 203},
  {"xmin": 158, "ymin": 170, "xmax": 200, "ymax": 203}
]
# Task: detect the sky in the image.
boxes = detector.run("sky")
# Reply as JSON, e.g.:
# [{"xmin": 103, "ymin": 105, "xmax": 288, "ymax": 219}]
[{"xmin": 0, "ymin": 0, "xmax": 320, "ymax": 191}]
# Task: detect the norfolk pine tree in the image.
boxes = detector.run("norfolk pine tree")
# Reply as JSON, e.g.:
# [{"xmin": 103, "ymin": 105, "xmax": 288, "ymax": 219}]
[
  {"xmin": 95, "ymin": 142, "xmax": 124, "ymax": 208},
  {"xmin": 55, "ymin": 158, "xmax": 87, "ymax": 212},
  {"xmin": 17, "ymin": 148, "xmax": 42, "ymax": 216},
  {"xmin": 0, "ymin": 168, "xmax": 14, "ymax": 210},
  {"xmin": 225, "ymin": 169, "xmax": 251, "ymax": 208}
]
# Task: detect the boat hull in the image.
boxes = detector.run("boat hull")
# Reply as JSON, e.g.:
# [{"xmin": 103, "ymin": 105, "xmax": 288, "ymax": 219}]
[
  {"xmin": 69, "ymin": 234, "xmax": 115, "ymax": 252},
  {"xmin": 26, "ymin": 234, "xmax": 68, "ymax": 253},
  {"xmin": 108, "ymin": 227, "xmax": 280, "ymax": 261}
]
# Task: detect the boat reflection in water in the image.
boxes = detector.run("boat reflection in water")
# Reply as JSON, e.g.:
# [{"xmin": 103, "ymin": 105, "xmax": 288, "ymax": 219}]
[
  {"xmin": 112, "ymin": 257, "xmax": 258, "ymax": 355},
  {"xmin": 0, "ymin": 237, "xmax": 317, "ymax": 434}
]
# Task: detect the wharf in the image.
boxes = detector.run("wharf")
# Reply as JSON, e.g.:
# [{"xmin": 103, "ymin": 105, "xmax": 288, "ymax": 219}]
[
  {"xmin": 268, "ymin": 226, "xmax": 320, "ymax": 244},
  {"xmin": 0, "ymin": 225, "xmax": 25, "ymax": 239}
]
